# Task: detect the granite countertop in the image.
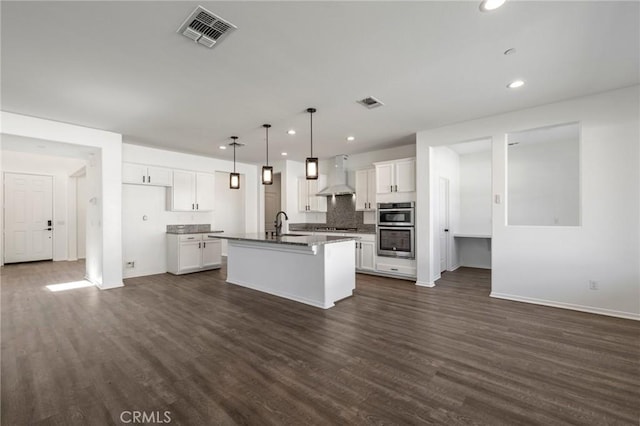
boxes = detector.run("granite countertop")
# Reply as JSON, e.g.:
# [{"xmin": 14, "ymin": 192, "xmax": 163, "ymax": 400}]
[
  {"xmin": 288, "ymin": 228, "xmax": 376, "ymax": 235},
  {"xmin": 167, "ymin": 230, "xmax": 224, "ymax": 235},
  {"xmin": 166, "ymin": 224, "xmax": 223, "ymax": 234},
  {"xmin": 209, "ymin": 233, "xmax": 358, "ymax": 246},
  {"xmin": 314, "ymin": 229, "xmax": 376, "ymax": 235}
]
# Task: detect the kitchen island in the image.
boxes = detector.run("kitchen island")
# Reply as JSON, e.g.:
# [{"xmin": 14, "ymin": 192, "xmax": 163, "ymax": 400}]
[{"xmin": 212, "ymin": 233, "xmax": 357, "ymax": 309}]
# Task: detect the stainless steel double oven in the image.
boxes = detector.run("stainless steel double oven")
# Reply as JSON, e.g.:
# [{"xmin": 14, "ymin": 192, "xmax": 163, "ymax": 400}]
[{"xmin": 377, "ymin": 202, "xmax": 415, "ymax": 259}]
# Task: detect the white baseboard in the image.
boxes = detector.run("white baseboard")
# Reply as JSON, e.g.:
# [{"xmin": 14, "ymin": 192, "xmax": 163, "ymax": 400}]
[
  {"xmin": 415, "ymin": 280, "xmax": 435, "ymax": 287},
  {"xmin": 490, "ymin": 292, "xmax": 640, "ymax": 321},
  {"xmin": 86, "ymin": 274, "xmax": 124, "ymax": 290}
]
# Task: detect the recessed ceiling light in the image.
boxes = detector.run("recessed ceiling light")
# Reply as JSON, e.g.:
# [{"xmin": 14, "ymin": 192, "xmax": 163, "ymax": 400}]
[
  {"xmin": 281, "ymin": 152, "xmax": 288, "ymax": 156},
  {"xmin": 287, "ymin": 129, "xmax": 296, "ymax": 135},
  {"xmin": 504, "ymin": 48, "xmax": 516, "ymax": 55},
  {"xmin": 346, "ymin": 136, "xmax": 355, "ymax": 142},
  {"xmin": 219, "ymin": 145, "xmax": 227, "ymax": 150},
  {"xmin": 479, "ymin": 0, "xmax": 506, "ymax": 12},
  {"xmin": 507, "ymin": 79, "xmax": 525, "ymax": 89}
]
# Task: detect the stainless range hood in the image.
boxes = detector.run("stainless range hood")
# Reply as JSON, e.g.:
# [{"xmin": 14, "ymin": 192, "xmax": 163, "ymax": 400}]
[{"xmin": 316, "ymin": 155, "xmax": 355, "ymax": 196}]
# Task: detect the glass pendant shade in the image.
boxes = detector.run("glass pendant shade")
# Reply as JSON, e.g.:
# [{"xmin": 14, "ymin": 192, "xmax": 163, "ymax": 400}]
[
  {"xmin": 261, "ymin": 124, "xmax": 273, "ymax": 185},
  {"xmin": 262, "ymin": 166, "xmax": 273, "ymax": 185},
  {"xmin": 229, "ymin": 136, "xmax": 241, "ymax": 190},
  {"xmin": 305, "ymin": 108, "xmax": 318, "ymax": 180},
  {"xmin": 230, "ymin": 172, "xmax": 240, "ymax": 189},
  {"xmin": 305, "ymin": 157, "xmax": 318, "ymax": 180}
]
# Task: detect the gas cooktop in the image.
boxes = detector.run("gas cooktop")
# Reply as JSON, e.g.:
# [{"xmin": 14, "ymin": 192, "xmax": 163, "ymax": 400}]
[{"xmin": 314, "ymin": 227, "xmax": 358, "ymax": 232}]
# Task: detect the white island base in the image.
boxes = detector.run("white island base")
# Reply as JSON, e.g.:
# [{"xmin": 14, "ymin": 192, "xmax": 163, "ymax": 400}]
[{"xmin": 226, "ymin": 239, "xmax": 355, "ymax": 309}]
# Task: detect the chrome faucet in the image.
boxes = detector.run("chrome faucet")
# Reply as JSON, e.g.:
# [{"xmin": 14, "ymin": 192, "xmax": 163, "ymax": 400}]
[{"xmin": 274, "ymin": 211, "xmax": 289, "ymax": 237}]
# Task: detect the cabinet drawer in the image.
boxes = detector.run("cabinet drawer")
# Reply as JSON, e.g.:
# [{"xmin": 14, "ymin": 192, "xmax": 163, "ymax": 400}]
[
  {"xmin": 376, "ymin": 262, "xmax": 416, "ymax": 276},
  {"xmin": 178, "ymin": 234, "xmax": 202, "ymax": 242}
]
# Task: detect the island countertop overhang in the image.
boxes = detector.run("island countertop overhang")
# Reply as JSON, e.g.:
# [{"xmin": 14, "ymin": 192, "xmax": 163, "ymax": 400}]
[{"xmin": 210, "ymin": 233, "xmax": 358, "ymax": 247}]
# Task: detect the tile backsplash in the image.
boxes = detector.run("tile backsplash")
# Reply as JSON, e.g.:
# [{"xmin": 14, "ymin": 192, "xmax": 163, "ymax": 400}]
[
  {"xmin": 290, "ymin": 194, "xmax": 375, "ymax": 232},
  {"xmin": 326, "ymin": 195, "xmax": 364, "ymax": 228}
]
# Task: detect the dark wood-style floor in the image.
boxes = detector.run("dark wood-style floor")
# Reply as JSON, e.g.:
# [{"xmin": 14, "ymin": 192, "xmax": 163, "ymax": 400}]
[{"xmin": 1, "ymin": 260, "xmax": 639, "ymax": 425}]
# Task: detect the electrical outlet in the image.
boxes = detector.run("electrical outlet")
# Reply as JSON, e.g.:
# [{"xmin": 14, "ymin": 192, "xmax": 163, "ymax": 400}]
[
  {"xmin": 126, "ymin": 261, "xmax": 135, "ymax": 268},
  {"xmin": 588, "ymin": 280, "xmax": 599, "ymax": 290}
]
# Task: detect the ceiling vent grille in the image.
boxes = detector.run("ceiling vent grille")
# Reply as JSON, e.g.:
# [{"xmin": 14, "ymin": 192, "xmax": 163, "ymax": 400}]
[
  {"xmin": 357, "ymin": 96, "xmax": 384, "ymax": 109},
  {"xmin": 177, "ymin": 6, "xmax": 237, "ymax": 49}
]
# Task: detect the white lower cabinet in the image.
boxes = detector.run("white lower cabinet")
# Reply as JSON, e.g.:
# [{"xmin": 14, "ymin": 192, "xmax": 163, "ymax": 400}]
[
  {"xmin": 375, "ymin": 255, "xmax": 417, "ymax": 278},
  {"xmin": 332, "ymin": 232, "xmax": 375, "ymax": 272},
  {"xmin": 167, "ymin": 234, "xmax": 222, "ymax": 275},
  {"xmin": 358, "ymin": 240, "xmax": 376, "ymax": 271}
]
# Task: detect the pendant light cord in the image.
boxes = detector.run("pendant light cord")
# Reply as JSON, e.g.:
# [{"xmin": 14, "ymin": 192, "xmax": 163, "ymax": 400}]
[
  {"xmin": 266, "ymin": 126, "xmax": 269, "ymax": 166},
  {"xmin": 231, "ymin": 136, "xmax": 238, "ymax": 173},
  {"xmin": 310, "ymin": 110, "xmax": 313, "ymax": 157}
]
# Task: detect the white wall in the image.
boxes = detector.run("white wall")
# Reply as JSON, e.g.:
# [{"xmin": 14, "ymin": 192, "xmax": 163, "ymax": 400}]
[
  {"xmin": 76, "ymin": 174, "xmax": 87, "ymax": 259},
  {"xmin": 121, "ymin": 143, "xmax": 259, "ymax": 278},
  {"xmin": 214, "ymin": 171, "xmax": 246, "ymax": 256},
  {"xmin": 508, "ymin": 138, "xmax": 580, "ymax": 226},
  {"xmin": 416, "ymin": 85, "xmax": 640, "ymax": 319},
  {"xmin": 459, "ymin": 150, "xmax": 492, "ymax": 235},
  {"xmin": 1, "ymin": 150, "xmax": 86, "ymax": 262}
]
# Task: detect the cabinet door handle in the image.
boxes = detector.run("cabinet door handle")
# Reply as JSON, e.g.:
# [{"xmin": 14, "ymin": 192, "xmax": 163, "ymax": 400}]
[
  {"xmin": 395, "ymin": 185, "xmax": 398, "ymax": 192},
  {"xmin": 142, "ymin": 176, "xmax": 146, "ymax": 183},
  {"xmin": 199, "ymin": 242, "xmax": 201, "ymax": 248},
  {"xmin": 192, "ymin": 203, "xmax": 195, "ymax": 210},
  {"xmin": 187, "ymin": 237, "xmax": 195, "ymax": 240},
  {"xmin": 203, "ymin": 242, "xmax": 206, "ymax": 248},
  {"xmin": 148, "ymin": 175, "xmax": 151, "ymax": 183},
  {"xmin": 196, "ymin": 203, "xmax": 199, "ymax": 210},
  {"xmin": 390, "ymin": 185, "xmax": 392, "ymax": 192}
]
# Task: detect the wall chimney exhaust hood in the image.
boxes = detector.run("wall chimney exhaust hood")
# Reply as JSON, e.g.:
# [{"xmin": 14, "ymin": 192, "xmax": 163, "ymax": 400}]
[{"xmin": 316, "ymin": 155, "xmax": 355, "ymax": 196}]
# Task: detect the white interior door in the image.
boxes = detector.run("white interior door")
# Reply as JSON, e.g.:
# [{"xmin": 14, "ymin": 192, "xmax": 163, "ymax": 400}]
[
  {"xmin": 264, "ymin": 173, "xmax": 281, "ymax": 231},
  {"xmin": 4, "ymin": 173, "xmax": 54, "ymax": 263},
  {"xmin": 438, "ymin": 177, "xmax": 449, "ymax": 273}
]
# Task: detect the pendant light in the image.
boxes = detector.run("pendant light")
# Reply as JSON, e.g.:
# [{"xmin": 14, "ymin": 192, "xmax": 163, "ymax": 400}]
[
  {"xmin": 229, "ymin": 136, "xmax": 242, "ymax": 189},
  {"xmin": 305, "ymin": 107, "xmax": 318, "ymax": 180},
  {"xmin": 261, "ymin": 124, "xmax": 273, "ymax": 185}
]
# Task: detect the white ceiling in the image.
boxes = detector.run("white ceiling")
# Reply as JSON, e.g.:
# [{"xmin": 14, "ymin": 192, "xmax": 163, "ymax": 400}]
[
  {"xmin": 1, "ymin": 1, "xmax": 638, "ymax": 164},
  {"xmin": 1, "ymin": 134, "xmax": 98, "ymax": 159}
]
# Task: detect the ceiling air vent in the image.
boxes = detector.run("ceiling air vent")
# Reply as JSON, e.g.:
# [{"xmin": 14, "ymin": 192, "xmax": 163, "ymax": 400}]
[
  {"xmin": 177, "ymin": 6, "xmax": 237, "ymax": 49},
  {"xmin": 357, "ymin": 96, "xmax": 384, "ymax": 109}
]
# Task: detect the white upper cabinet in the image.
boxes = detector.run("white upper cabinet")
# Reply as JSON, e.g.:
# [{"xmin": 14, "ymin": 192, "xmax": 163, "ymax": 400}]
[
  {"xmin": 122, "ymin": 163, "xmax": 172, "ymax": 186},
  {"xmin": 170, "ymin": 170, "xmax": 215, "ymax": 211},
  {"xmin": 375, "ymin": 158, "xmax": 416, "ymax": 194},
  {"xmin": 195, "ymin": 173, "xmax": 215, "ymax": 211},
  {"xmin": 375, "ymin": 163, "xmax": 395, "ymax": 194},
  {"xmin": 355, "ymin": 169, "xmax": 376, "ymax": 211},
  {"xmin": 394, "ymin": 158, "xmax": 416, "ymax": 193},
  {"xmin": 298, "ymin": 176, "xmax": 327, "ymax": 212}
]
